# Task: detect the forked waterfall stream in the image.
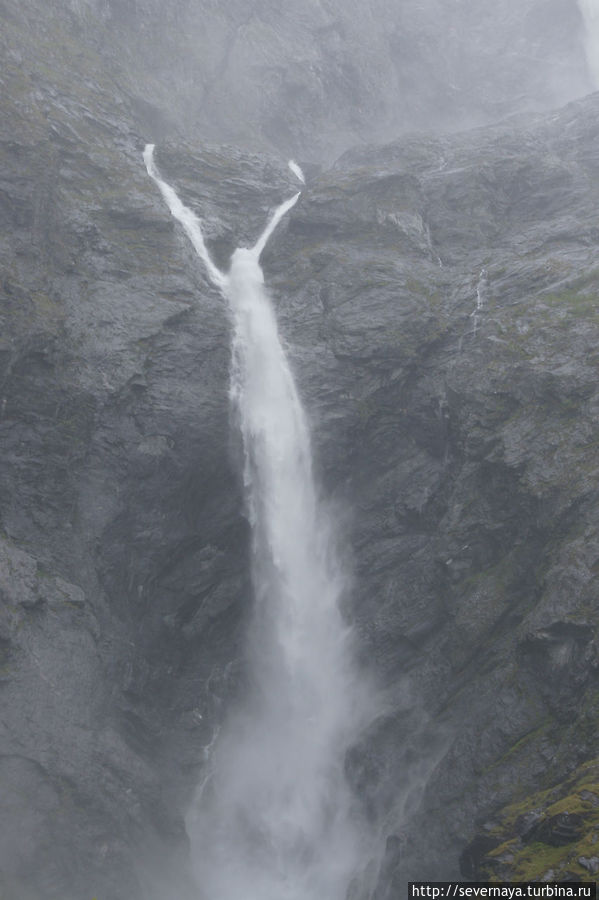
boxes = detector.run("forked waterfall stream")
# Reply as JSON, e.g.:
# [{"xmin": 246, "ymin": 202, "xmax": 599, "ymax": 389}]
[{"xmin": 144, "ymin": 145, "xmax": 376, "ymax": 900}]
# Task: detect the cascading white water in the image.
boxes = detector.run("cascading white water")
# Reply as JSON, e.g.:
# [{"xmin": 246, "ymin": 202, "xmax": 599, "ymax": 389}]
[
  {"xmin": 578, "ymin": 0, "xmax": 599, "ymax": 87},
  {"xmin": 288, "ymin": 160, "xmax": 306, "ymax": 184},
  {"xmin": 144, "ymin": 145, "xmax": 374, "ymax": 900}
]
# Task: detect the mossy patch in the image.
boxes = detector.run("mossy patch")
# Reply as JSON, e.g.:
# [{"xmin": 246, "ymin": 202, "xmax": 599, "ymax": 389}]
[
  {"xmin": 476, "ymin": 759, "xmax": 599, "ymax": 881},
  {"xmin": 542, "ymin": 289, "xmax": 599, "ymax": 321}
]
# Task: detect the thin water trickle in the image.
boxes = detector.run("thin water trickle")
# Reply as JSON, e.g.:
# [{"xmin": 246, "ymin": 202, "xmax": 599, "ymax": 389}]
[
  {"xmin": 471, "ymin": 267, "xmax": 487, "ymax": 336},
  {"xmin": 288, "ymin": 160, "xmax": 306, "ymax": 184},
  {"xmin": 579, "ymin": 0, "xmax": 599, "ymax": 87}
]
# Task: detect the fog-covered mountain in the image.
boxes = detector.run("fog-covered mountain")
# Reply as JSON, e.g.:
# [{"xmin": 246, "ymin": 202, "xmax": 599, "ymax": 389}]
[
  {"xmin": 3, "ymin": 0, "xmax": 593, "ymax": 160},
  {"xmin": 2, "ymin": 1, "xmax": 599, "ymax": 897}
]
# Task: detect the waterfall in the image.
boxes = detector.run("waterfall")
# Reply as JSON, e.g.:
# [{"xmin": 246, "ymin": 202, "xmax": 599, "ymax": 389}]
[
  {"xmin": 578, "ymin": 0, "xmax": 599, "ymax": 87},
  {"xmin": 144, "ymin": 146, "xmax": 374, "ymax": 900},
  {"xmin": 288, "ymin": 160, "xmax": 306, "ymax": 184}
]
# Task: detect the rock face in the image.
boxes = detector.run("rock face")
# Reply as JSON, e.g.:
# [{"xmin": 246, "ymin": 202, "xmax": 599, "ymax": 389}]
[
  {"xmin": 461, "ymin": 760, "xmax": 599, "ymax": 881},
  {"xmin": 3, "ymin": 0, "xmax": 599, "ymax": 897},
  {"xmin": 270, "ymin": 96, "xmax": 599, "ymax": 884}
]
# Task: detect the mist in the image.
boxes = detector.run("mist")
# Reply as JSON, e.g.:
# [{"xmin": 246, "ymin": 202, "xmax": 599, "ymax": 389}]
[
  {"xmin": 4, "ymin": 0, "xmax": 599, "ymax": 898},
  {"xmin": 579, "ymin": 0, "xmax": 599, "ymax": 87},
  {"xmin": 25, "ymin": 0, "xmax": 592, "ymax": 161}
]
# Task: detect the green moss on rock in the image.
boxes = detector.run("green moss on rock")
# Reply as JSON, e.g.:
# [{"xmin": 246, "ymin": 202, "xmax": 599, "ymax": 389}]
[{"xmin": 468, "ymin": 759, "xmax": 599, "ymax": 881}]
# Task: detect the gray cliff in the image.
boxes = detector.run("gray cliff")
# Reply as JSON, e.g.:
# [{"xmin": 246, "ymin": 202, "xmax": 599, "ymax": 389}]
[{"xmin": 2, "ymin": 0, "xmax": 599, "ymax": 896}]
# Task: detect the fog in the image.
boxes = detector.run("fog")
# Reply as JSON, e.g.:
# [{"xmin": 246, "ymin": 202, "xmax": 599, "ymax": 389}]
[
  {"xmin": 74, "ymin": 0, "xmax": 594, "ymax": 160},
  {"xmin": 579, "ymin": 0, "xmax": 599, "ymax": 87}
]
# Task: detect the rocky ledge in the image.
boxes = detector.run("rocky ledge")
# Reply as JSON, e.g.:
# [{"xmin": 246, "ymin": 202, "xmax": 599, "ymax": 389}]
[{"xmin": 462, "ymin": 759, "xmax": 599, "ymax": 881}]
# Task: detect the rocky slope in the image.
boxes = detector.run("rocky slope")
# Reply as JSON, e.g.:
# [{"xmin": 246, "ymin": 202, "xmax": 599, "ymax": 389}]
[
  {"xmin": 3, "ymin": 1, "xmax": 599, "ymax": 897},
  {"xmin": 461, "ymin": 758, "xmax": 599, "ymax": 881},
  {"xmin": 269, "ymin": 94, "xmax": 599, "ymax": 887},
  {"xmin": 0, "ymin": 13, "xmax": 296, "ymax": 894}
]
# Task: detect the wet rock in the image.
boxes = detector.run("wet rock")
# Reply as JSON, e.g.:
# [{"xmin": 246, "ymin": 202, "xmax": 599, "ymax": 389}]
[
  {"xmin": 461, "ymin": 760, "xmax": 599, "ymax": 881},
  {"xmin": 578, "ymin": 856, "xmax": 599, "ymax": 874},
  {"xmin": 460, "ymin": 835, "xmax": 502, "ymax": 879},
  {"xmin": 526, "ymin": 813, "xmax": 585, "ymax": 847}
]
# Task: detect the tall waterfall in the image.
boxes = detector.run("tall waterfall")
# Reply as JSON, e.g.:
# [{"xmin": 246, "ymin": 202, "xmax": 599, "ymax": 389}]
[
  {"xmin": 579, "ymin": 0, "xmax": 599, "ymax": 87},
  {"xmin": 144, "ymin": 146, "xmax": 374, "ymax": 900}
]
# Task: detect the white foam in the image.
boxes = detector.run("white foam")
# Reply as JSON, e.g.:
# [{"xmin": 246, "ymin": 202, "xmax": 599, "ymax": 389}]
[{"xmin": 288, "ymin": 159, "xmax": 306, "ymax": 184}]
